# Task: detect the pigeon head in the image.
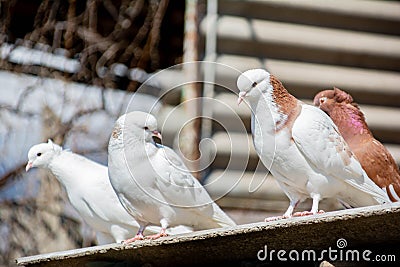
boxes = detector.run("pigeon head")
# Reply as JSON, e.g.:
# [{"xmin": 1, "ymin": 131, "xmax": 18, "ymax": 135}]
[
  {"xmin": 26, "ymin": 139, "xmax": 62, "ymax": 171},
  {"xmin": 313, "ymin": 87, "xmax": 354, "ymax": 114},
  {"xmin": 116, "ymin": 111, "xmax": 162, "ymax": 143},
  {"xmin": 237, "ymin": 69, "xmax": 272, "ymax": 105}
]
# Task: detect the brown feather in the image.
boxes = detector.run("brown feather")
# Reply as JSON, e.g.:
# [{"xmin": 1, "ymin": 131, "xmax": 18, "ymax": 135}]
[{"xmin": 270, "ymin": 75, "xmax": 301, "ymax": 134}]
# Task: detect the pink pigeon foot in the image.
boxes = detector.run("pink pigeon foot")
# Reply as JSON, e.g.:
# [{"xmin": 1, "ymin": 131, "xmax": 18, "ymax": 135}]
[
  {"xmin": 292, "ymin": 210, "xmax": 325, "ymax": 217},
  {"xmin": 146, "ymin": 230, "xmax": 168, "ymax": 240},
  {"xmin": 122, "ymin": 234, "xmax": 144, "ymax": 244}
]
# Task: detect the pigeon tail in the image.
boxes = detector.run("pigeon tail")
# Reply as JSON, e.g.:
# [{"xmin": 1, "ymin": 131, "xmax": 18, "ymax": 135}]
[
  {"xmin": 384, "ymin": 184, "xmax": 400, "ymax": 202},
  {"xmin": 339, "ymin": 191, "xmax": 388, "ymax": 209},
  {"xmin": 339, "ymin": 172, "xmax": 392, "ymax": 208},
  {"xmin": 210, "ymin": 202, "xmax": 236, "ymax": 228}
]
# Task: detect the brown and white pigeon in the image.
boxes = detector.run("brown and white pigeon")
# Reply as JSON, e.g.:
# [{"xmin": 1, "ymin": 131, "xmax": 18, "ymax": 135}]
[
  {"xmin": 314, "ymin": 87, "xmax": 400, "ymax": 202},
  {"xmin": 236, "ymin": 69, "xmax": 391, "ymax": 220},
  {"xmin": 107, "ymin": 111, "xmax": 236, "ymax": 243}
]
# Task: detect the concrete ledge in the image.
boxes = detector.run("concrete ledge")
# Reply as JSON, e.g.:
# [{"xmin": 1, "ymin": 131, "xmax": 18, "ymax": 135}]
[{"xmin": 17, "ymin": 203, "xmax": 400, "ymax": 266}]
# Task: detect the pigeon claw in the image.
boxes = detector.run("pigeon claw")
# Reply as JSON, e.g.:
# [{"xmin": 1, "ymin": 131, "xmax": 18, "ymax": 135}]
[
  {"xmin": 264, "ymin": 210, "xmax": 325, "ymax": 222},
  {"xmin": 146, "ymin": 231, "xmax": 168, "ymax": 240},
  {"xmin": 146, "ymin": 233, "xmax": 168, "ymax": 240},
  {"xmin": 122, "ymin": 234, "xmax": 144, "ymax": 244}
]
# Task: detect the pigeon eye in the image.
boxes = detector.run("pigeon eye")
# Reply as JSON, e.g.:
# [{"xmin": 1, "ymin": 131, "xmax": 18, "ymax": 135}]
[
  {"xmin": 251, "ymin": 82, "xmax": 257, "ymax": 88},
  {"xmin": 37, "ymin": 153, "xmax": 42, "ymax": 157},
  {"xmin": 144, "ymin": 126, "xmax": 149, "ymax": 130}
]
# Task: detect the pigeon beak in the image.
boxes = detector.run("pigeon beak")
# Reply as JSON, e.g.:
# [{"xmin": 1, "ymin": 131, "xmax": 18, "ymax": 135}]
[
  {"xmin": 237, "ymin": 91, "xmax": 247, "ymax": 105},
  {"xmin": 152, "ymin": 130, "xmax": 162, "ymax": 140},
  {"xmin": 26, "ymin": 161, "xmax": 33, "ymax": 172}
]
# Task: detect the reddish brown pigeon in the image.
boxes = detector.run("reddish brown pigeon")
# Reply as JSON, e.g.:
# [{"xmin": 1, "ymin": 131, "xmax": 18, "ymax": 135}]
[{"xmin": 314, "ymin": 87, "xmax": 400, "ymax": 202}]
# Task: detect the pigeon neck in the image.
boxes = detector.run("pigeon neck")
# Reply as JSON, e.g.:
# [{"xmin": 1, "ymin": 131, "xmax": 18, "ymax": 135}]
[
  {"xmin": 269, "ymin": 75, "xmax": 299, "ymax": 130},
  {"xmin": 250, "ymin": 75, "xmax": 298, "ymax": 132},
  {"xmin": 248, "ymin": 77, "xmax": 299, "ymax": 134},
  {"xmin": 47, "ymin": 151, "xmax": 75, "ymax": 187},
  {"xmin": 331, "ymin": 103, "xmax": 372, "ymax": 141}
]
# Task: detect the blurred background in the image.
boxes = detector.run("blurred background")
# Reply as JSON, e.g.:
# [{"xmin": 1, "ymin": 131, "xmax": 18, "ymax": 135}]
[{"xmin": 0, "ymin": 0, "xmax": 399, "ymax": 266}]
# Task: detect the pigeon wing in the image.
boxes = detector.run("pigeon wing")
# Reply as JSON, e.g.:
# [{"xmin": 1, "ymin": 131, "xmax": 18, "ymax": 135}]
[
  {"xmin": 291, "ymin": 104, "xmax": 389, "ymax": 202},
  {"xmin": 151, "ymin": 146, "xmax": 213, "ymax": 208}
]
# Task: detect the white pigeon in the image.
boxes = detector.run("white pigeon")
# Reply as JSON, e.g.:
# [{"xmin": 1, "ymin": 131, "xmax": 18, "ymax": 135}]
[
  {"xmin": 236, "ymin": 69, "xmax": 390, "ymax": 220},
  {"xmin": 108, "ymin": 111, "xmax": 236, "ymax": 243},
  {"xmin": 26, "ymin": 140, "xmax": 191, "ymax": 244}
]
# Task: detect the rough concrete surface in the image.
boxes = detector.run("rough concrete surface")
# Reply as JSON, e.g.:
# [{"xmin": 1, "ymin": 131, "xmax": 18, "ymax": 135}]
[{"xmin": 16, "ymin": 203, "xmax": 400, "ymax": 267}]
